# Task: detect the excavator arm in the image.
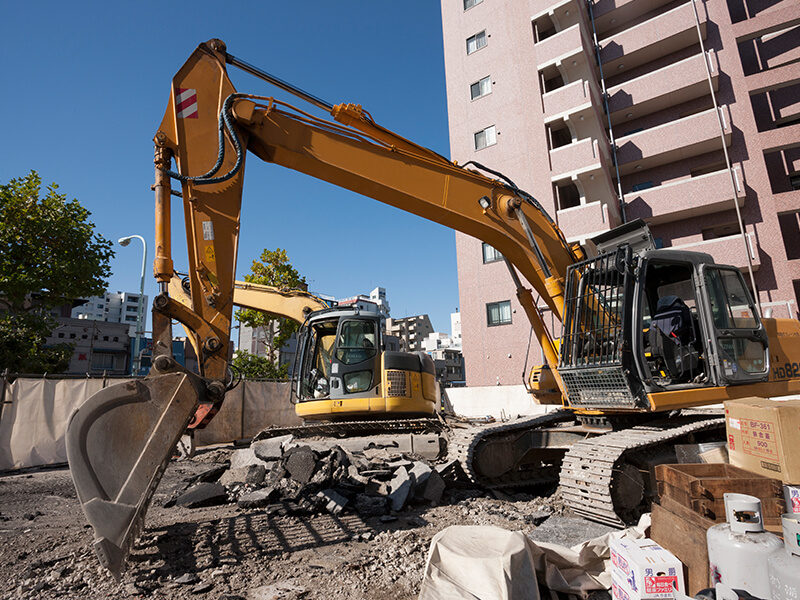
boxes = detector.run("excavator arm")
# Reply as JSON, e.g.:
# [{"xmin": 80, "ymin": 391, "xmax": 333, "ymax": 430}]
[{"xmin": 65, "ymin": 39, "xmax": 582, "ymax": 578}]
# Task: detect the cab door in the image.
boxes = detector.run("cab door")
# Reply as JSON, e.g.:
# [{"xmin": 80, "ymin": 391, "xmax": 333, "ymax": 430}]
[{"xmin": 698, "ymin": 265, "xmax": 769, "ymax": 384}]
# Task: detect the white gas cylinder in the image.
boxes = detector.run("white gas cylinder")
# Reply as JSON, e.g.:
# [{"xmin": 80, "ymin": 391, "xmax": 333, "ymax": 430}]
[
  {"xmin": 768, "ymin": 513, "xmax": 800, "ymax": 600},
  {"xmin": 707, "ymin": 493, "xmax": 783, "ymax": 600}
]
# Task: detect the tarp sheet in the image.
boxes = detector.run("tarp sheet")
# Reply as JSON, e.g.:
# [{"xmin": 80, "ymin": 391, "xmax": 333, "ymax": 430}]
[
  {"xmin": 419, "ymin": 516, "xmax": 651, "ymax": 600},
  {"xmin": 0, "ymin": 378, "xmax": 301, "ymax": 470}
]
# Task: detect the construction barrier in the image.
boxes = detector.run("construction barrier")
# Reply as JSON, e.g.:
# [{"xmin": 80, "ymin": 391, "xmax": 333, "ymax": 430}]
[{"xmin": 0, "ymin": 375, "xmax": 301, "ymax": 471}]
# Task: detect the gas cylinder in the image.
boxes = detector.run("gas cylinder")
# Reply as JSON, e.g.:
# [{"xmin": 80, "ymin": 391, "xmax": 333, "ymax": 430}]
[
  {"xmin": 707, "ymin": 493, "xmax": 783, "ymax": 599},
  {"xmin": 768, "ymin": 513, "xmax": 800, "ymax": 600}
]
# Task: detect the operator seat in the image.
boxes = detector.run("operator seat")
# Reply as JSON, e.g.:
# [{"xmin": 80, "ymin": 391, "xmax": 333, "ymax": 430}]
[{"xmin": 649, "ymin": 295, "xmax": 700, "ymax": 382}]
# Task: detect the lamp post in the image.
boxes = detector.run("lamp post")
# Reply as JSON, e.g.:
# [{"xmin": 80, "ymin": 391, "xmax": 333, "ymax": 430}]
[{"xmin": 118, "ymin": 235, "xmax": 147, "ymax": 375}]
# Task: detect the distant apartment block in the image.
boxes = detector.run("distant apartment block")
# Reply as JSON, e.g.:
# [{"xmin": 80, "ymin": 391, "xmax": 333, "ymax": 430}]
[
  {"xmin": 47, "ymin": 316, "xmax": 131, "ymax": 374},
  {"xmin": 441, "ymin": 0, "xmax": 800, "ymax": 386},
  {"xmin": 72, "ymin": 291, "xmax": 148, "ymax": 338},
  {"xmin": 386, "ymin": 314, "xmax": 436, "ymax": 354}
]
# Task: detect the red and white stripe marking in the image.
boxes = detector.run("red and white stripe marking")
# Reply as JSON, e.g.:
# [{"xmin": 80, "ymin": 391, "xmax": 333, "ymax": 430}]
[{"xmin": 176, "ymin": 88, "xmax": 198, "ymax": 119}]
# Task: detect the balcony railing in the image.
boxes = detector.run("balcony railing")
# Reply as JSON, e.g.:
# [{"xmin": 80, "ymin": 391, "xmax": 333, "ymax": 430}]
[
  {"xmin": 615, "ymin": 105, "xmax": 731, "ymax": 175},
  {"xmin": 557, "ymin": 200, "xmax": 618, "ymax": 239},
  {"xmin": 535, "ymin": 23, "xmax": 592, "ymax": 68},
  {"xmin": 673, "ymin": 230, "xmax": 760, "ymax": 271},
  {"xmin": 598, "ymin": 2, "xmax": 707, "ymax": 73},
  {"xmin": 550, "ymin": 137, "xmax": 610, "ymax": 179},
  {"xmin": 543, "ymin": 79, "xmax": 601, "ymax": 121},
  {"xmin": 624, "ymin": 167, "xmax": 743, "ymax": 225},
  {"xmin": 606, "ymin": 51, "xmax": 718, "ymax": 125}
]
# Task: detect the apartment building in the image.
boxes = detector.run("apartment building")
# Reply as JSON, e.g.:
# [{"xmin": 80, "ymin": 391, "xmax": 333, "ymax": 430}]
[
  {"xmin": 72, "ymin": 291, "xmax": 148, "ymax": 338},
  {"xmin": 386, "ymin": 314, "xmax": 436, "ymax": 353},
  {"xmin": 441, "ymin": 0, "xmax": 800, "ymax": 386}
]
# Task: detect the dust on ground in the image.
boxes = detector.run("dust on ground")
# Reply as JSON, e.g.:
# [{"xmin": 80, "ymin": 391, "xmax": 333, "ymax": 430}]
[{"xmin": 0, "ymin": 446, "xmax": 611, "ymax": 600}]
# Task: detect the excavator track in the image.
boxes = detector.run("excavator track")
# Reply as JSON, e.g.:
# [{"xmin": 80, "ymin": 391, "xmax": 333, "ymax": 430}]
[
  {"xmin": 447, "ymin": 410, "xmax": 580, "ymax": 488},
  {"xmin": 253, "ymin": 417, "xmax": 445, "ymax": 441},
  {"xmin": 559, "ymin": 412, "xmax": 725, "ymax": 527}
]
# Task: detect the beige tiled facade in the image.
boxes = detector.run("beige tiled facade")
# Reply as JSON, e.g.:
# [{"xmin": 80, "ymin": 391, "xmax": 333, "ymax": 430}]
[{"xmin": 441, "ymin": 0, "xmax": 800, "ymax": 387}]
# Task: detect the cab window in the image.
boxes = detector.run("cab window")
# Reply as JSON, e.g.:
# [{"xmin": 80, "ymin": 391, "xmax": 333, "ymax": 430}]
[{"xmin": 336, "ymin": 320, "xmax": 377, "ymax": 365}]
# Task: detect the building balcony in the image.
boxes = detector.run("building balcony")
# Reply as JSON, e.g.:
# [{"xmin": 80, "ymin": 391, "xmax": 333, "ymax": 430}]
[
  {"xmin": 589, "ymin": 0, "xmax": 675, "ymax": 36},
  {"xmin": 549, "ymin": 137, "xmax": 613, "ymax": 180},
  {"xmin": 606, "ymin": 51, "xmax": 718, "ymax": 126},
  {"xmin": 615, "ymin": 105, "xmax": 731, "ymax": 175},
  {"xmin": 598, "ymin": 2, "xmax": 707, "ymax": 74},
  {"xmin": 624, "ymin": 167, "xmax": 744, "ymax": 225},
  {"xmin": 543, "ymin": 78, "xmax": 603, "ymax": 123},
  {"xmin": 535, "ymin": 23, "xmax": 594, "ymax": 70},
  {"xmin": 557, "ymin": 198, "xmax": 622, "ymax": 240},
  {"xmin": 673, "ymin": 229, "xmax": 760, "ymax": 272}
]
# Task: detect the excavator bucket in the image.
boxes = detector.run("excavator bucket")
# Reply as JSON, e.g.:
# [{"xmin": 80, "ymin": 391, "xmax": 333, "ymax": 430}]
[{"xmin": 65, "ymin": 373, "xmax": 201, "ymax": 579}]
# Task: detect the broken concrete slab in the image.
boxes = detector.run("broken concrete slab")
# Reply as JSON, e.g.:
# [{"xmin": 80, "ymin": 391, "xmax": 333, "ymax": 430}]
[
  {"xmin": 389, "ymin": 467, "xmax": 412, "ymax": 511},
  {"xmin": 252, "ymin": 434, "xmax": 293, "ymax": 461},
  {"xmin": 237, "ymin": 487, "xmax": 277, "ymax": 509},
  {"xmin": 422, "ymin": 470, "xmax": 446, "ymax": 504},
  {"xmin": 316, "ymin": 489, "xmax": 348, "ymax": 515},
  {"xmin": 229, "ymin": 447, "xmax": 265, "ymax": 470},
  {"xmin": 408, "ymin": 461, "xmax": 432, "ymax": 489},
  {"xmin": 245, "ymin": 464, "xmax": 267, "ymax": 486},
  {"xmin": 175, "ymin": 483, "xmax": 228, "ymax": 509},
  {"xmin": 365, "ymin": 479, "xmax": 390, "ymax": 496},
  {"xmin": 219, "ymin": 467, "xmax": 250, "ymax": 488},
  {"xmin": 354, "ymin": 494, "xmax": 387, "ymax": 517},
  {"xmin": 284, "ymin": 446, "xmax": 317, "ymax": 484}
]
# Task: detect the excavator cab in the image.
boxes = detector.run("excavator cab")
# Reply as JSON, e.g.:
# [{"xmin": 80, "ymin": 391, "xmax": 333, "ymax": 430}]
[
  {"xmin": 293, "ymin": 306, "xmax": 438, "ymax": 420},
  {"xmin": 557, "ymin": 241, "xmax": 770, "ymax": 411}
]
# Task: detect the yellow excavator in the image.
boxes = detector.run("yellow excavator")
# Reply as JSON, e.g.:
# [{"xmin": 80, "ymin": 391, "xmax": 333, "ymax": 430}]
[
  {"xmin": 231, "ymin": 280, "xmax": 438, "ymax": 420},
  {"xmin": 65, "ymin": 40, "xmax": 800, "ymax": 578}
]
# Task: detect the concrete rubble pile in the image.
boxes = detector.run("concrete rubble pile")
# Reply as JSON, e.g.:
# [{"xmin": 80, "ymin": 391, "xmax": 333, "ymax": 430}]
[{"xmin": 165, "ymin": 434, "xmax": 465, "ymax": 518}]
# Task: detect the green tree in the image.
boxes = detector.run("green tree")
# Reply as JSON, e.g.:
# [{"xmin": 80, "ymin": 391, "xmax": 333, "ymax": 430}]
[
  {"xmin": 231, "ymin": 349, "xmax": 288, "ymax": 379},
  {"xmin": 0, "ymin": 172, "xmax": 115, "ymax": 373},
  {"xmin": 235, "ymin": 248, "xmax": 306, "ymax": 379}
]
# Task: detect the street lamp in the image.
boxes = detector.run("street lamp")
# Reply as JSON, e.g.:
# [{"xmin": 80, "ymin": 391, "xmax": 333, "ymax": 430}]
[{"xmin": 118, "ymin": 235, "xmax": 147, "ymax": 375}]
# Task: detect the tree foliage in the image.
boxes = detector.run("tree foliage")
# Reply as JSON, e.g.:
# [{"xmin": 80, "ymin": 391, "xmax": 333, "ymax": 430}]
[
  {"xmin": 0, "ymin": 172, "xmax": 115, "ymax": 373},
  {"xmin": 235, "ymin": 248, "xmax": 306, "ymax": 377},
  {"xmin": 231, "ymin": 349, "xmax": 289, "ymax": 380}
]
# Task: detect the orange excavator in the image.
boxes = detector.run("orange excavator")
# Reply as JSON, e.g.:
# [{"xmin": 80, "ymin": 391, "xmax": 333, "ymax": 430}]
[{"xmin": 65, "ymin": 40, "xmax": 800, "ymax": 578}]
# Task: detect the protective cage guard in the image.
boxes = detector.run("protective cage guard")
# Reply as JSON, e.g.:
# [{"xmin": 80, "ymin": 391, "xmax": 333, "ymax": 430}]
[{"xmin": 558, "ymin": 247, "xmax": 646, "ymax": 409}]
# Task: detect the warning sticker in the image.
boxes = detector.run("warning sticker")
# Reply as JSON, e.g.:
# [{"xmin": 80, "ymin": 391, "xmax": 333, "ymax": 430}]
[
  {"xmin": 176, "ymin": 88, "xmax": 198, "ymax": 119},
  {"xmin": 740, "ymin": 418, "xmax": 779, "ymax": 460},
  {"xmin": 644, "ymin": 576, "xmax": 678, "ymax": 594}
]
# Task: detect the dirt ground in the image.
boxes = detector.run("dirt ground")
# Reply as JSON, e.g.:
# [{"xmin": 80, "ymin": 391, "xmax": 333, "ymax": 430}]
[{"xmin": 0, "ymin": 446, "xmax": 614, "ymax": 600}]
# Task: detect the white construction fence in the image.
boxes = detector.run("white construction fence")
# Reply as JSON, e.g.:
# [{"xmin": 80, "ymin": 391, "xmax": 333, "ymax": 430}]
[{"xmin": 0, "ymin": 376, "xmax": 301, "ymax": 471}]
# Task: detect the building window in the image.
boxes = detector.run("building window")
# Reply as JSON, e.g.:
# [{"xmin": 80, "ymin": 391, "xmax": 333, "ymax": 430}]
[
  {"xmin": 127, "ymin": 306, "xmax": 137, "ymax": 312},
  {"xmin": 466, "ymin": 31, "xmax": 487, "ymax": 55},
  {"xmin": 470, "ymin": 76, "xmax": 492, "ymax": 100},
  {"xmin": 790, "ymin": 173, "xmax": 800, "ymax": 191},
  {"xmin": 632, "ymin": 181, "xmax": 654, "ymax": 192},
  {"xmin": 128, "ymin": 295, "xmax": 139, "ymax": 303},
  {"xmin": 464, "ymin": 0, "xmax": 482, "ymax": 9},
  {"xmin": 487, "ymin": 300, "xmax": 512, "ymax": 326},
  {"xmin": 92, "ymin": 353, "xmax": 115, "ymax": 370},
  {"xmin": 474, "ymin": 125, "xmax": 497, "ymax": 150},
  {"xmin": 482, "ymin": 243, "xmax": 503, "ymax": 263},
  {"xmin": 126, "ymin": 315, "xmax": 137, "ymax": 322}
]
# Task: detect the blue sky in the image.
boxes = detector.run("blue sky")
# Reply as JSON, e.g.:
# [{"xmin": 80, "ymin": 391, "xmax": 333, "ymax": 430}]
[{"xmin": 1, "ymin": 1, "xmax": 459, "ymax": 334}]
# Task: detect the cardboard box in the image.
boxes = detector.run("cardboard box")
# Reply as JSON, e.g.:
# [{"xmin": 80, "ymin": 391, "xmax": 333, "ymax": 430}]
[
  {"xmin": 610, "ymin": 539, "xmax": 685, "ymax": 600},
  {"xmin": 724, "ymin": 397, "xmax": 800, "ymax": 483}
]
